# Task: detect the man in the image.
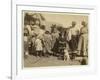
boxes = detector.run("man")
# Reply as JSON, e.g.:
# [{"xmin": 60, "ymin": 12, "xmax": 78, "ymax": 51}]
[
  {"xmin": 77, "ymin": 21, "xmax": 88, "ymax": 57},
  {"xmin": 68, "ymin": 21, "xmax": 79, "ymax": 52}
]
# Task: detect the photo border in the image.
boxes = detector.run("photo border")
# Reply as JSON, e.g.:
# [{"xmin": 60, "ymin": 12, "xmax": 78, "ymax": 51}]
[{"xmin": 11, "ymin": 3, "xmax": 97, "ymax": 80}]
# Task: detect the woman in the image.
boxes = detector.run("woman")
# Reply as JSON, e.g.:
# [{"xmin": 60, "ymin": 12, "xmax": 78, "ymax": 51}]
[
  {"xmin": 51, "ymin": 26, "xmax": 59, "ymax": 54},
  {"xmin": 42, "ymin": 30, "xmax": 53, "ymax": 57},
  {"xmin": 77, "ymin": 21, "xmax": 88, "ymax": 57}
]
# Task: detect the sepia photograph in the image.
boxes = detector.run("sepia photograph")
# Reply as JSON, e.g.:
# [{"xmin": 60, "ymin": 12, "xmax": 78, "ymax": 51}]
[
  {"xmin": 10, "ymin": 1, "xmax": 98, "ymax": 80},
  {"xmin": 23, "ymin": 11, "xmax": 88, "ymax": 67}
]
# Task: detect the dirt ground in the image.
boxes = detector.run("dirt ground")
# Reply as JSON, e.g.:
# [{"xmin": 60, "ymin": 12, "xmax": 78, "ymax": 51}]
[{"xmin": 23, "ymin": 55, "xmax": 85, "ymax": 67}]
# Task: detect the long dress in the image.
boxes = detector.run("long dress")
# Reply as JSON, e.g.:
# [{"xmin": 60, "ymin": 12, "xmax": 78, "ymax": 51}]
[
  {"xmin": 58, "ymin": 36, "xmax": 66, "ymax": 54},
  {"xmin": 78, "ymin": 27, "xmax": 88, "ymax": 56},
  {"xmin": 51, "ymin": 32, "xmax": 59, "ymax": 52},
  {"xmin": 35, "ymin": 38, "xmax": 43, "ymax": 51},
  {"xmin": 42, "ymin": 33, "xmax": 52, "ymax": 53}
]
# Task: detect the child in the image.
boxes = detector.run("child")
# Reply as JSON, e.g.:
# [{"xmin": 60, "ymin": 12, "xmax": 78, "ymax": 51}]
[{"xmin": 35, "ymin": 37, "xmax": 43, "ymax": 57}]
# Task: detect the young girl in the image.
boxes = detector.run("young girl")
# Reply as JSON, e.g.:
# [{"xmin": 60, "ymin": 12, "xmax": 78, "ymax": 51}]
[{"xmin": 35, "ymin": 37, "xmax": 43, "ymax": 57}]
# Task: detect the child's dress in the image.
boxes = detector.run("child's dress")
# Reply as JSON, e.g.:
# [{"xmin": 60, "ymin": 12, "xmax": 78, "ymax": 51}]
[{"xmin": 35, "ymin": 38, "xmax": 43, "ymax": 51}]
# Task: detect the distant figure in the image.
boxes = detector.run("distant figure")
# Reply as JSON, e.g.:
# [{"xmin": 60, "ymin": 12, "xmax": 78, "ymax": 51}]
[{"xmin": 77, "ymin": 21, "xmax": 88, "ymax": 57}]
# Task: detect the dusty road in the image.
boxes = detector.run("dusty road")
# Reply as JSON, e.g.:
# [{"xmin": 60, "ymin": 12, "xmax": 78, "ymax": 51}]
[{"xmin": 24, "ymin": 55, "xmax": 83, "ymax": 67}]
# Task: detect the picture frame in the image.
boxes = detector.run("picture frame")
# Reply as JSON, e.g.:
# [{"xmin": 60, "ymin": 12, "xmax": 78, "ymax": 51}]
[{"xmin": 11, "ymin": 1, "xmax": 97, "ymax": 80}]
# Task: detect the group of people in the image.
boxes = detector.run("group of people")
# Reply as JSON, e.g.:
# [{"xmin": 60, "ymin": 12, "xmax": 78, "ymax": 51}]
[{"xmin": 24, "ymin": 14, "xmax": 88, "ymax": 62}]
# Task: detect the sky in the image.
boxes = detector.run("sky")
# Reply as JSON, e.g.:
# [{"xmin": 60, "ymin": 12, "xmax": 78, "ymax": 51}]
[{"xmin": 41, "ymin": 12, "xmax": 88, "ymax": 29}]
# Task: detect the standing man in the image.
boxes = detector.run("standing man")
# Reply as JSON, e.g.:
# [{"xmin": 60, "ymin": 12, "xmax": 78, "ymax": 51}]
[{"xmin": 68, "ymin": 21, "xmax": 79, "ymax": 52}]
